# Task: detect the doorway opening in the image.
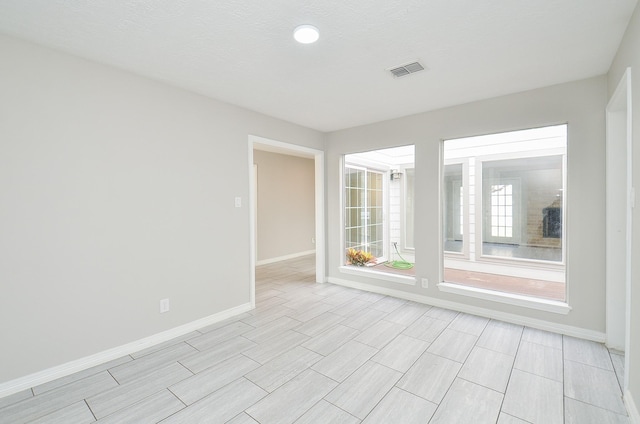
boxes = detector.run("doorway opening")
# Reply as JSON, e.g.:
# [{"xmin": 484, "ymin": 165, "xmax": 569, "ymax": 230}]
[
  {"xmin": 248, "ymin": 136, "xmax": 325, "ymax": 308},
  {"xmin": 605, "ymin": 68, "xmax": 632, "ymax": 393}
]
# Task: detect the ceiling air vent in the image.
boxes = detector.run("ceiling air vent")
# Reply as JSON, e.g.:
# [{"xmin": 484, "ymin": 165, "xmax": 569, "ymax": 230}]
[{"xmin": 388, "ymin": 61, "xmax": 425, "ymax": 78}]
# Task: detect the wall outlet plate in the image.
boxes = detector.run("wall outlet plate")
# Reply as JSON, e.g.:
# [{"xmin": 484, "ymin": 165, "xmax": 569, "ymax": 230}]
[{"xmin": 421, "ymin": 278, "xmax": 429, "ymax": 288}]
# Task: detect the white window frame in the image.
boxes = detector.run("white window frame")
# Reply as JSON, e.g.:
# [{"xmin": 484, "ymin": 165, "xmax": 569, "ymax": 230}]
[
  {"xmin": 443, "ymin": 159, "xmax": 470, "ymax": 259},
  {"xmin": 401, "ymin": 166, "xmax": 415, "ymax": 252},
  {"xmin": 474, "ymin": 148, "xmax": 566, "ymax": 268},
  {"xmin": 439, "ymin": 125, "xmax": 569, "ymax": 312}
]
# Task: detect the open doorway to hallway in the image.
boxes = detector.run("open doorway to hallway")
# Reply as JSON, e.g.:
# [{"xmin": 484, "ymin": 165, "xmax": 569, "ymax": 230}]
[
  {"xmin": 253, "ymin": 149, "xmax": 316, "ymax": 266},
  {"xmin": 248, "ymin": 136, "xmax": 325, "ymax": 308}
]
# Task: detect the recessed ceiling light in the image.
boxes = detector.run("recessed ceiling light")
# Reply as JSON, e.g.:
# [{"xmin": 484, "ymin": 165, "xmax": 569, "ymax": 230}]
[{"xmin": 294, "ymin": 25, "xmax": 319, "ymax": 44}]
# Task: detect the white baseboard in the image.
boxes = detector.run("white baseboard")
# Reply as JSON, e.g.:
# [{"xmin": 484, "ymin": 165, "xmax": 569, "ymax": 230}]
[
  {"xmin": 327, "ymin": 276, "xmax": 606, "ymax": 342},
  {"xmin": 626, "ymin": 389, "xmax": 640, "ymax": 424},
  {"xmin": 256, "ymin": 250, "xmax": 315, "ymax": 266},
  {"xmin": 0, "ymin": 302, "xmax": 253, "ymax": 399}
]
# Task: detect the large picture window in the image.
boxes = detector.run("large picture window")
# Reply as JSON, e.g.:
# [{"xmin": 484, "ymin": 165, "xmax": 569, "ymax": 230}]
[{"xmin": 442, "ymin": 125, "xmax": 567, "ymax": 302}]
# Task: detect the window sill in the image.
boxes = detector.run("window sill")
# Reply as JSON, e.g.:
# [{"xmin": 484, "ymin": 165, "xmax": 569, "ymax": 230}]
[
  {"xmin": 339, "ymin": 266, "xmax": 416, "ymax": 286},
  {"xmin": 437, "ymin": 282, "xmax": 571, "ymax": 314},
  {"xmin": 477, "ymin": 254, "xmax": 565, "ymax": 270}
]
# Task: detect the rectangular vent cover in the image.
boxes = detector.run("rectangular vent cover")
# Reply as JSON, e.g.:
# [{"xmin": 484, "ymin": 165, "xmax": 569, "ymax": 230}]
[{"xmin": 389, "ymin": 61, "xmax": 425, "ymax": 78}]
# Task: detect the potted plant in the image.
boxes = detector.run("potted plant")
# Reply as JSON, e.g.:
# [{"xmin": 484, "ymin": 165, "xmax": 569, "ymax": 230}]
[{"xmin": 346, "ymin": 248, "xmax": 375, "ymax": 266}]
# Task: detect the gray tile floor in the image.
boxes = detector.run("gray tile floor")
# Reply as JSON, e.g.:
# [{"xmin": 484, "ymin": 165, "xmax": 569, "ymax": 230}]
[{"xmin": 0, "ymin": 255, "xmax": 629, "ymax": 423}]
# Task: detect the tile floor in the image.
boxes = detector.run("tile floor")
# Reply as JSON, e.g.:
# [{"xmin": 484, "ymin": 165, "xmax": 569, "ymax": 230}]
[{"xmin": 0, "ymin": 255, "xmax": 629, "ymax": 423}]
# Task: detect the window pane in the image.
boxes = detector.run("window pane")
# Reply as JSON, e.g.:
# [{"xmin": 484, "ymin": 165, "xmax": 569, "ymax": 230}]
[
  {"xmin": 344, "ymin": 146, "xmax": 415, "ymax": 275},
  {"xmin": 482, "ymin": 155, "xmax": 563, "ymax": 262},
  {"xmin": 405, "ymin": 168, "xmax": 415, "ymax": 249},
  {"xmin": 444, "ymin": 164, "xmax": 463, "ymax": 253},
  {"xmin": 442, "ymin": 124, "xmax": 566, "ymax": 302}
]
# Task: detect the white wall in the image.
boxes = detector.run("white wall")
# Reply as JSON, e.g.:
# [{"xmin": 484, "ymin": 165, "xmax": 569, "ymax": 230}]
[
  {"xmin": 253, "ymin": 150, "xmax": 315, "ymax": 262},
  {"xmin": 608, "ymin": 2, "xmax": 640, "ymax": 416},
  {"xmin": 326, "ymin": 76, "xmax": 607, "ymax": 333},
  {"xmin": 0, "ymin": 34, "xmax": 324, "ymax": 384}
]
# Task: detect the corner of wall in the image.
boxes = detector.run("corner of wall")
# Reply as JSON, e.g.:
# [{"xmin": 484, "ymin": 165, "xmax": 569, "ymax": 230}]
[{"xmin": 626, "ymin": 389, "xmax": 640, "ymax": 424}]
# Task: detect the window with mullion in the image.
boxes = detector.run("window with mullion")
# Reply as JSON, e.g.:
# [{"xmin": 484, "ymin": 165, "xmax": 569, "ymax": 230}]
[{"xmin": 344, "ymin": 165, "xmax": 385, "ymax": 259}]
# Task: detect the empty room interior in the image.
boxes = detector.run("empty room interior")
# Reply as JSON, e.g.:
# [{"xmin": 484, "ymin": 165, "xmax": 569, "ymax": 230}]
[{"xmin": 1, "ymin": 1, "xmax": 640, "ymax": 423}]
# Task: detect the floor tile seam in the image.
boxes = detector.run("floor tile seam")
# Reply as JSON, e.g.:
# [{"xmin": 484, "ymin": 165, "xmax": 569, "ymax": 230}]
[
  {"xmin": 426, "ymin": 328, "xmax": 478, "ymax": 364},
  {"xmin": 90, "ymin": 386, "xmax": 176, "ymax": 421},
  {"xmin": 417, "ymin": 338, "xmax": 475, "ymax": 407},
  {"xmin": 495, "ymin": 328, "xmax": 525, "ymax": 421},
  {"xmin": 511, "ymin": 362, "xmax": 562, "ymax": 383},
  {"xmin": 425, "ymin": 314, "xmax": 459, "ymax": 325},
  {"xmin": 300, "ymin": 323, "xmax": 358, "ymax": 346},
  {"xmin": 243, "ymin": 407, "xmax": 262, "ymax": 424},
  {"xmin": 186, "ymin": 335, "xmax": 237, "ymax": 352},
  {"xmin": 242, "ymin": 374, "xmax": 274, "ymax": 394},
  {"xmin": 355, "ymin": 331, "xmax": 406, "ymax": 352},
  {"xmin": 473, "ymin": 341, "xmax": 519, "ymax": 358},
  {"xmin": 245, "ymin": 355, "xmax": 323, "ymax": 393},
  {"xmin": 380, "ymin": 312, "xmax": 427, "ymax": 328},
  {"xmin": 177, "ymin": 344, "xmax": 254, "ymax": 374},
  {"xmin": 511, "ymin": 367, "xmax": 567, "ymax": 387},
  {"xmin": 354, "ymin": 376, "xmax": 404, "ymax": 423},
  {"xmin": 564, "ymin": 395, "xmax": 631, "ymax": 418},
  {"xmin": 455, "ymin": 375, "xmax": 508, "ymax": 396},
  {"xmin": 313, "ymin": 399, "xmax": 361, "ymax": 423},
  {"xmin": 563, "ymin": 357, "xmax": 619, "ymax": 373},
  {"xmin": 96, "ymin": 360, "xmax": 195, "ymax": 400},
  {"xmin": 423, "ymin": 345, "xmax": 471, "ymax": 365},
  {"xmin": 170, "ymin": 373, "xmax": 256, "ymax": 408},
  {"xmin": 29, "ymin": 363, "xmax": 120, "ymax": 398},
  {"xmin": 499, "ymin": 411, "xmax": 534, "ymax": 423},
  {"xmin": 607, "ymin": 349, "xmax": 626, "ymax": 392},
  {"xmin": 105, "ymin": 368, "xmax": 122, "ymax": 387},
  {"xmin": 393, "ymin": 385, "xmax": 439, "ymax": 408},
  {"xmin": 288, "ymin": 325, "xmax": 316, "ymax": 339},
  {"xmin": 278, "ymin": 391, "xmax": 337, "ymax": 424},
  {"xmin": 372, "ymin": 338, "xmax": 434, "ymax": 373},
  {"xmin": 448, "ymin": 318, "xmax": 490, "ymax": 337},
  {"xmin": 475, "ymin": 323, "xmax": 525, "ymax": 351},
  {"xmin": 243, "ymin": 319, "xmax": 305, "ymax": 342},
  {"xmin": 82, "ymin": 399, "xmax": 98, "ymax": 422},
  {"xmin": 520, "ymin": 337, "xmax": 563, "ymax": 351},
  {"xmin": 165, "ymin": 386, "xmax": 188, "ymax": 410},
  {"xmin": 310, "ymin": 351, "xmax": 379, "ymax": 384},
  {"xmin": 318, "ymin": 359, "xmax": 397, "ymax": 396}
]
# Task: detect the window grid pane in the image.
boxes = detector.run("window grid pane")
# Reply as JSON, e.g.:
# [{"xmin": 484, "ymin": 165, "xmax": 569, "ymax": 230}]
[
  {"xmin": 490, "ymin": 184, "xmax": 513, "ymax": 238},
  {"xmin": 344, "ymin": 166, "xmax": 384, "ymax": 260}
]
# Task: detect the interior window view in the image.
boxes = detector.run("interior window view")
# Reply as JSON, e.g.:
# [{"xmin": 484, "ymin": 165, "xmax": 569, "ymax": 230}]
[
  {"xmin": 344, "ymin": 146, "xmax": 415, "ymax": 277},
  {"xmin": 443, "ymin": 125, "xmax": 567, "ymax": 301}
]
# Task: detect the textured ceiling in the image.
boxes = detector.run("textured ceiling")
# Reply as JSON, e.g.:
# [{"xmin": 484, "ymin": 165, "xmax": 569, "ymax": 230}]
[{"xmin": 0, "ymin": 0, "xmax": 637, "ymax": 132}]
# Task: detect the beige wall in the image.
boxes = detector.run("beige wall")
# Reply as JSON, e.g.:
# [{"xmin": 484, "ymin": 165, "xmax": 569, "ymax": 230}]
[
  {"xmin": 253, "ymin": 150, "xmax": 315, "ymax": 262},
  {"xmin": 0, "ymin": 34, "xmax": 323, "ymax": 384},
  {"xmin": 326, "ymin": 76, "xmax": 607, "ymax": 332},
  {"xmin": 608, "ymin": 2, "xmax": 640, "ymax": 412}
]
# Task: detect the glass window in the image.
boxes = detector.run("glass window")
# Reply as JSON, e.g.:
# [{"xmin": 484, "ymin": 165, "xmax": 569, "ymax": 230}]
[
  {"xmin": 343, "ymin": 146, "xmax": 415, "ymax": 276},
  {"xmin": 442, "ymin": 125, "xmax": 566, "ymax": 301},
  {"xmin": 344, "ymin": 166, "xmax": 384, "ymax": 258},
  {"xmin": 443, "ymin": 164, "xmax": 464, "ymax": 253},
  {"xmin": 404, "ymin": 168, "xmax": 415, "ymax": 250},
  {"xmin": 482, "ymin": 156, "xmax": 563, "ymax": 261}
]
